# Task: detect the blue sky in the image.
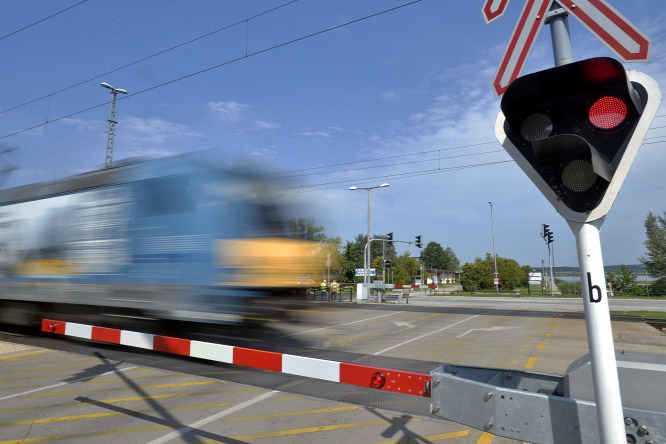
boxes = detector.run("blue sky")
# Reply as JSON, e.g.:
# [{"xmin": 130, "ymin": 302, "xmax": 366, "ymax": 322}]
[{"xmin": 0, "ymin": 0, "xmax": 664, "ymax": 268}]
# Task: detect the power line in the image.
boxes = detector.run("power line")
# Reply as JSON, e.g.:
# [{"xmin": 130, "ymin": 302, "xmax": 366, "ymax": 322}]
[
  {"xmin": 268, "ymin": 145, "xmax": 502, "ymax": 180},
  {"xmin": 0, "ymin": 0, "xmax": 423, "ymax": 141},
  {"xmin": 0, "ymin": 0, "xmax": 89, "ymax": 44},
  {"xmin": 283, "ymin": 159, "xmax": 514, "ymax": 193},
  {"xmin": 0, "ymin": 0, "xmax": 299, "ymax": 115}
]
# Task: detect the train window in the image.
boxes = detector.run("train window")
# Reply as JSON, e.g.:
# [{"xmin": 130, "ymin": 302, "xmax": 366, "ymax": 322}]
[{"xmin": 137, "ymin": 176, "xmax": 195, "ymax": 216}]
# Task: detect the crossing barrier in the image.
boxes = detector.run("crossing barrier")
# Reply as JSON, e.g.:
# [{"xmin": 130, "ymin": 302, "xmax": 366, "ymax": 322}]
[{"xmin": 41, "ymin": 319, "xmax": 431, "ymax": 397}]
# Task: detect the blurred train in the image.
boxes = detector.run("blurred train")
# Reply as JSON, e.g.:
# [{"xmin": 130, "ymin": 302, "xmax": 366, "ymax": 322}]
[{"xmin": 0, "ymin": 154, "xmax": 319, "ymax": 327}]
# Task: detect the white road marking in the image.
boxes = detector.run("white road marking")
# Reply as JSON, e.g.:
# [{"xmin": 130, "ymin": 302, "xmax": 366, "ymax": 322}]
[
  {"xmin": 373, "ymin": 315, "xmax": 479, "ymax": 355},
  {"xmin": 275, "ymin": 311, "xmax": 403, "ymax": 339},
  {"xmin": 0, "ymin": 366, "xmax": 138, "ymax": 400},
  {"xmin": 456, "ymin": 325, "xmax": 521, "ymax": 338},
  {"xmin": 146, "ymin": 390, "xmax": 279, "ymax": 444}
]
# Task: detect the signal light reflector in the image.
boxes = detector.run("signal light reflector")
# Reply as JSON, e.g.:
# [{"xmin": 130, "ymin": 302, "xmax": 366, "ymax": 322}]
[
  {"xmin": 370, "ymin": 371, "xmax": 386, "ymax": 389},
  {"xmin": 521, "ymin": 113, "xmax": 553, "ymax": 141},
  {"xmin": 562, "ymin": 159, "xmax": 597, "ymax": 192},
  {"xmin": 589, "ymin": 96, "xmax": 627, "ymax": 129}
]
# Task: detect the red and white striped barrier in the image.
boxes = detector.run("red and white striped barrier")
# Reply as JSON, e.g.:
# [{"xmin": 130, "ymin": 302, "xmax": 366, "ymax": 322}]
[{"xmin": 42, "ymin": 319, "xmax": 431, "ymax": 397}]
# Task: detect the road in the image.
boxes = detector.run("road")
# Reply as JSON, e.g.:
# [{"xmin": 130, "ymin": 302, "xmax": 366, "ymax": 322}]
[
  {"xmin": 403, "ymin": 294, "xmax": 666, "ymax": 313},
  {"xmin": 0, "ymin": 297, "xmax": 664, "ymax": 443}
]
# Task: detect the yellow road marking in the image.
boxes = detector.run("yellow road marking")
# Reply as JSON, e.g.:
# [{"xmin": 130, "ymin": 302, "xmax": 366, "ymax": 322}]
[
  {"xmin": 405, "ymin": 348, "xmax": 531, "ymax": 358},
  {"xmin": 215, "ymin": 417, "xmax": 421, "ymax": 441},
  {"xmin": 397, "ymin": 343, "xmax": 535, "ymax": 353},
  {"xmin": 525, "ymin": 357, "xmax": 538, "ymax": 369},
  {"xmin": 0, "ymin": 365, "xmax": 103, "ymax": 374},
  {"xmin": 537, "ymin": 342, "xmax": 546, "ymax": 350},
  {"xmin": 545, "ymin": 332, "xmax": 552, "ymax": 338},
  {"xmin": 369, "ymin": 429, "xmax": 470, "ymax": 443},
  {"xmin": 224, "ymin": 405, "xmax": 358, "ymax": 422},
  {"xmin": 0, "ymin": 402, "xmax": 231, "ymax": 427},
  {"xmin": 1, "ymin": 388, "xmax": 260, "ymax": 413},
  {"xmin": 476, "ymin": 431, "xmax": 496, "ymax": 443},
  {"xmin": 0, "ymin": 424, "xmax": 178, "ymax": 444},
  {"xmin": 438, "ymin": 354, "xmax": 526, "ymax": 363},
  {"xmin": 23, "ymin": 380, "xmax": 224, "ymax": 398},
  {"xmin": 551, "ymin": 323, "xmax": 558, "ymax": 328},
  {"xmin": 0, "ymin": 350, "xmax": 56, "ymax": 361}
]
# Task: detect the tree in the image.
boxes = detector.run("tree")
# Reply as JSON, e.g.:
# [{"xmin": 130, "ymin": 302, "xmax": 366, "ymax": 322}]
[
  {"xmin": 392, "ymin": 250, "xmax": 422, "ymax": 285},
  {"xmin": 289, "ymin": 217, "xmax": 344, "ymax": 282},
  {"xmin": 460, "ymin": 253, "xmax": 528, "ymax": 291},
  {"xmin": 342, "ymin": 233, "xmax": 397, "ymax": 282},
  {"xmin": 606, "ymin": 265, "xmax": 643, "ymax": 297},
  {"xmin": 640, "ymin": 211, "xmax": 666, "ymax": 294},
  {"xmin": 289, "ymin": 217, "xmax": 326, "ymax": 242},
  {"xmin": 460, "ymin": 256, "xmax": 493, "ymax": 291},
  {"xmin": 420, "ymin": 242, "xmax": 460, "ymax": 270}
]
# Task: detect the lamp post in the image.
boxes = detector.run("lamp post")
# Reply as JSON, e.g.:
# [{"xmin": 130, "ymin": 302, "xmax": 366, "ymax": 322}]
[
  {"xmin": 489, "ymin": 201, "xmax": 499, "ymax": 294},
  {"xmin": 101, "ymin": 82, "xmax": 128, "ymax": 168},
  {"xmin": 349, "ymin": 183, "xmax": 389, "ymax": 284}
]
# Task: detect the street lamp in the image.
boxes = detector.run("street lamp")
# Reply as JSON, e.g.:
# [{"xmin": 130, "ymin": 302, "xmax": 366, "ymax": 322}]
[
  {"xmin": 489, "ymin": 201, "xmax": 499, "ymax": 294},
  {"xmin": 101, "ymin": 82, "xmax": 128, "ymax": 168},
  {"xmin": 349, "ymin": 183, "xmax": 389, "ymax": 284}
]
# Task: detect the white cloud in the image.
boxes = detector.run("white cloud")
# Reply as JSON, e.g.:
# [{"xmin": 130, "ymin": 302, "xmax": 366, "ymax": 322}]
[
  {"xmin": 122, "ymin": 116, "xmax": 201, "ymax": 144},
  {"xmin": 208, "ymin": 101, "xmax": 249, "ymax": 121},
  {"xmin": 253, "ymin": 120, "xmax": 280, "ymax": 130},
  {"xmin": 60, "ymin": 118, "xmax": 100, "ymax": 132},
  {"xmin": 300, "ymin": 130, "xmax": 331, "ymax": 138}
]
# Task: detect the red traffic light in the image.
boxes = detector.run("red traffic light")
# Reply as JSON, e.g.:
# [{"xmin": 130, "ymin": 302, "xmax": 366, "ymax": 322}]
[{"xmin": 589, "ymin": 96, "xmax": 627, "ymax": 130}]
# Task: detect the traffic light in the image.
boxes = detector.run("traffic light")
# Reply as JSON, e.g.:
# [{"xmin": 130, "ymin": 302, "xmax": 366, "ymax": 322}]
[
  {"xmin": 547, "ymin": 232, "xmax": 553, "ymax": 244},
  {"xmin": 386, "ymin": 232, "xmax": 394, "ymax": 246},
  {"xmin": 384, "ymin": 260, "xmax": 392, "ymax": 268},
  {"xmin": 542, "ymin": 224, "xmax": 550, "ymax": 238},
  {"xmin": 496, "ymin": 57, "xmax": 661, "ymax": 222},
  {"xmin": 415, "ymin": 235, "xmax": 422, "ymax": 248}
]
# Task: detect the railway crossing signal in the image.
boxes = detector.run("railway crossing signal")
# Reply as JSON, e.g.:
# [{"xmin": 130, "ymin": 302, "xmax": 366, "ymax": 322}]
[{"xmin": 496, "ymin": 57, "xmax": 661, "ymax": 222}]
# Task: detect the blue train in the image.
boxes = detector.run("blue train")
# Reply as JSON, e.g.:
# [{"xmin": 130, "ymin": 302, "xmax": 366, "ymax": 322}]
[{"xmin": 0, "ymin": 154, "xmax": 318, "ymax": 327}]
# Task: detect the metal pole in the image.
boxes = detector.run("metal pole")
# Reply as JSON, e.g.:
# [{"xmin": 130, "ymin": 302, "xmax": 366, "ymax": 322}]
[
  {"xmin": 366, "ymin": 189, "xmax": 370, "ymax": 285},
  {"xmin": 105, "ymin": 90, "xmax": 118, "ymax": 168},
  {"xmin": 569, "ymin": 219, "xmax": 625, "ymax": 443},
  {"xmin": 547, "ymin": 1, "xmax": 573, "ymax": 66},
  {"xmin": 489, "ymin": 201, "xmax": 498, "ymax": 293},
  {"xmin": 382, "ymin": 238, "xmax": 386, "ymax": 283},
  {"xmin": 548, "ymin": 243, "xmax": 555, "ymax": 297}
]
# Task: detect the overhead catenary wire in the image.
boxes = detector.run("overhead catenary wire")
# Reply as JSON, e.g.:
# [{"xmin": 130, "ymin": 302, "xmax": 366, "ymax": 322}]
[
  {"xmin": 0, "ymin": 0, "xmax": 89, "ymax": 44},
  {"xmin": 0, "ymin": 0, "xmax": 300, "ymax": 116},
  {"xmin": 282, "ymin": 159, "xmax": 515, "ymax": 194},
  {"xmin": 0, "ymin": 0, "xmax": 424, "ymax": 141}
]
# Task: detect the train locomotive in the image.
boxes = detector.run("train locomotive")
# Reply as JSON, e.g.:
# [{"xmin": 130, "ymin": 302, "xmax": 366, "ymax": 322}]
[{"xmin": 0, "ymin": 154, "xmax": 318, "ymax": 327}]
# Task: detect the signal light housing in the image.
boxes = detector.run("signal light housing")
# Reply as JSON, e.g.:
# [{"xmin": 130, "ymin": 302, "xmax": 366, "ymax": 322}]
[{"xmin": 496, "ymin": 57, "xmax": 661, "ymax": 222}]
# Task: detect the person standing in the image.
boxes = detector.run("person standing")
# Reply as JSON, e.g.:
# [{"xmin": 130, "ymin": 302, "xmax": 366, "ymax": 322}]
[
  {"xmin": 330, "ymin": 280, "xmax": 339, "ymax": 301},
  {"xmin": 320, "ymin": 280, "xmax": 327, "ymax": 301}
]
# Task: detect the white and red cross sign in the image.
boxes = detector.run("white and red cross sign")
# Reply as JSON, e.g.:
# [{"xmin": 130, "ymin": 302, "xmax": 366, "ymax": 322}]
[{"xmin": 483, "ymin": 0, "xmax": 652, "ymax": 97}]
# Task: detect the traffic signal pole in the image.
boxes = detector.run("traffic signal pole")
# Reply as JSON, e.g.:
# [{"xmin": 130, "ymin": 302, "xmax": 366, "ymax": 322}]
[
  {"xmin": 569, "ymin": 219, "xmax": 625, "ymax": 443},
  {"xmin": 545, "ymin": 6, "xmax": 625, "ymax": 442}
]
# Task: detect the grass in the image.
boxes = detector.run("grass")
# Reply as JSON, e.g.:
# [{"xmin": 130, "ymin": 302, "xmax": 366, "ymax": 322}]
[{"xmin": 609, "ymin": 311, "xmax": 666, "ymax": 319}]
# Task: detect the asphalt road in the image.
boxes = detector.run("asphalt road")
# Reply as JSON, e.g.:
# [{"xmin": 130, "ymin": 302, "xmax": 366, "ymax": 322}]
[{"xmin": 1, "ymin": 297, "xmax": 664, "ymax": 444}]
